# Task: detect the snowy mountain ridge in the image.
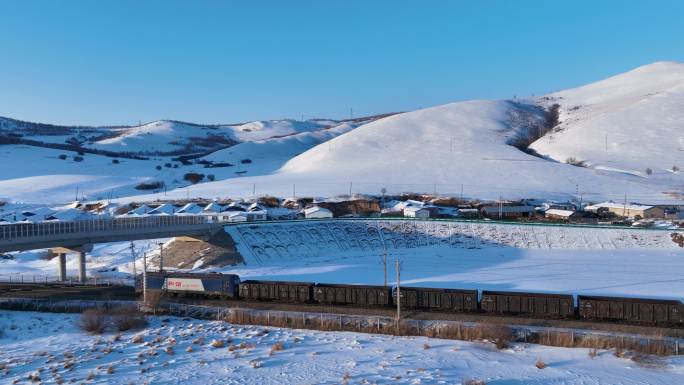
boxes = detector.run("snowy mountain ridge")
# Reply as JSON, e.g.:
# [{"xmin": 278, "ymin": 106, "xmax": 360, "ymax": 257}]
[{"xmin": 2, "ymin": 61, "xmax": 684, "ymax": 204}]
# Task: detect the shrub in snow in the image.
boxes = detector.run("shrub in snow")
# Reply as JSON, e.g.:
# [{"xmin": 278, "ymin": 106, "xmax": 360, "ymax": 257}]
[
  {"xmin": 645, "ymin": 168, "xmax": 653, "ymax": 175},
  {"xmin": 135, "ymin": 180, "xmax": 165, "ymax": 190},
  {"xmin": 535, "ymin": 359, "xmax": 547, "ymax": 369},
  {"xmin": 79, "ymin": 309, "xmax": 107, "ymax": 334},
  {"xmin": 269, "ymin": 341, "xmax": 285, "ymax": 356},
  {"xmin": 588, "ymin": 349, "xmax": 598, "ymax": 359},
  {"xmin": 58, "ymin": 154, "xmax": 67, "ymax": 160},
  {"xmin": 73, "ymin": 155, "xmax": 84, "ymax": 162},
  {"xmin": 210, "ymin": 339, "xmax": 225, "ymax": 348},
  {"xmin": 207, "ymin": 174, "xmax": 215, "ymax": 181},
  {"xmin": 113, "ymin": 307, "xmax": 147, "ymax": 332},
  {"xmin": 184, "ymin": 172, "xmax": 205, "ymax": 184},
  {"xmin": 673, "ymin": 165, "xmax": 680, "ymax": 172}
]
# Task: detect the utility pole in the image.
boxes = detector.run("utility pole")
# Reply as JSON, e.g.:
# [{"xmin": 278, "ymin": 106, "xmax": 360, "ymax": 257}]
[
  {"xmin": 350, "ymin": 108, "xmax": 353, "ymax": 120},
  {"xmin": 499, "ymin": 195, "xmax": 503, "ymax": 220},
  {"xmin": 382, "ymin": 247, "xmax": 388, "ymax": 287},
  {"xmin": 623, "ymin": 193, "xmax": 627, "ymax": 217},
  {"xmin": 253, "ymin": 183, "xmax": 256, "ymax": 196},
  {"xmin": 158, "ymin": 242, "xmax": 164, "ymax": 273},
  {"xmin": 349, "ymin": 182, "xmax": 353, "ymax": 197},
  {"xmin": 395, "ymin": 258, "xmax": 401, "ymax": 327},
  {"xmin": 129, "ymin": 241, "xmax": 137, "ymax": 282},
  {"xmin": 142, "ymin": 252, "xmax": 148, "ymax": 303},
  {"xmin": 460, "ymin": 184, "xmax": 464, "ymax": 201},
  {"xmin": 293, "ymin": 184, "xmax": 296, "ymax": 199}
]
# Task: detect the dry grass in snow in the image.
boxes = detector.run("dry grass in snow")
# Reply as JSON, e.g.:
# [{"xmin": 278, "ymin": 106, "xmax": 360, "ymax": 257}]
[{"xmin": 1, "ymin": 310, "xmax": 682, "ymax": 385}]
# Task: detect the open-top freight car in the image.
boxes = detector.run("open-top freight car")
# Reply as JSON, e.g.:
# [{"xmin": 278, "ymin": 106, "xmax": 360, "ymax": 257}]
[
  {"xmin": 398, "ymin": 287, "xmax": 478, "ymax": 312},
  {"xmin": 145, "ymin": 271, "xmax": 240, "ymax": 298},
  {"xmin": 481, "ymin": 290, "xmax": 574, "ymax": 318},
  {"xmin": 239, "ymin": 280, "xmax": 313, "ymax": 303},
  {"xmin": 578, "ymin": 295, "xmax": 684, "ymax": 325},
  {"xmin": 314, "ymin": 283, "xmax": 391, "ymax": 307}
]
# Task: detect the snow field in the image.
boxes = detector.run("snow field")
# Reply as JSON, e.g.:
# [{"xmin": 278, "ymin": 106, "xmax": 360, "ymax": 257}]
[{"xmin": 1, "ymin": 310, "xmax": 683, "ymax": 384}]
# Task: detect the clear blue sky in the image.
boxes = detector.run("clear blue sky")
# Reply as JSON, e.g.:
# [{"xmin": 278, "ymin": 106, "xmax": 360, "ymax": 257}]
[{"xmin": 1, "ymin": 0, "xmax": 683, "ymax": 126}]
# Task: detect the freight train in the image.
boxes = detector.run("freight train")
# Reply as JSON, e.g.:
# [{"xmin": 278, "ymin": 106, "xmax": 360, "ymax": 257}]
[{"xmin": 144, "ymin": 271, "xmax": 684, "ymax": 326}]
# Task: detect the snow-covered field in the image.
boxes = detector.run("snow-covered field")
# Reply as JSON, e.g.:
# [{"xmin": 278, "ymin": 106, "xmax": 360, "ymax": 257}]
[
  {"xmin": 1, "ymin": 310, "xmax": 682, "ymax": 385},
  {"xmin": 222, "ymin": 220, "xmax": 684, "ymax": 300}
]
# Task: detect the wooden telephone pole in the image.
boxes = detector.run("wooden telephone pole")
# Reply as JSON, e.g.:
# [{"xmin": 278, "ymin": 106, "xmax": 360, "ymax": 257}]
[{"xmin": 395, "ymin": 258, "xmax": 401, "ymax": 327}]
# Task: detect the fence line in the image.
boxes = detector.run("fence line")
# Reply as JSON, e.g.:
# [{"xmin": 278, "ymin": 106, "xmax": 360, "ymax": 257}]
[
  {"xmin": 0, "ymin": 274, "xmax": 129, "ymax": 286},
  {"xmin": 0, "ymin": 215, "xmax": 213, "ymax": 241}
]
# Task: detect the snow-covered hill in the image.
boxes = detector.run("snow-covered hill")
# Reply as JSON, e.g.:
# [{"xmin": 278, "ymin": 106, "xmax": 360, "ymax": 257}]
[
  {"xmin": 531, "ymin": 61, "xmax": 684, "ymax": 184},
  {"xmin": 91, "ymin": 119, "xmax": 337, "ymax": 155},
  {"xmin": 3, "ymin": 62, "xmax": 684, "ymax": 205},
  {"xmin": 0, "ymin": 120, "xmax": 363, "ymax": 204},
  {"xmin": 123, "ymin": 98, "xmax": 680, "ymax": 203}
]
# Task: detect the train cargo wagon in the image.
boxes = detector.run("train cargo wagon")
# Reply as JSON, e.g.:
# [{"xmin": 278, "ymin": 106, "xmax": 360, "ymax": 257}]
[
  {"xmin": 481, "ymin": 291, "xmax": 574, "ymax": 318},
  {"xmin": 314, "ymin": 283, "xmax": 390, "ymax": 307},
  {"xmin": 578, "ymin": 295, "xmax": 684, "ymax": 325},
  {"xmin": 239, "ymin": 280, "xmax": 313, "ymax": 303},
  {"xmin": 398, "ymin": 287, "xmax": 478, "ymax": 312}
]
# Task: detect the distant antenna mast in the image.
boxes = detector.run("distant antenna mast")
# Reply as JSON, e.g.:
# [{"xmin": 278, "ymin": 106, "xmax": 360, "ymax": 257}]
[{"xmin": 350, "ymin": 108, "xmax": 353, "ymax": 120}]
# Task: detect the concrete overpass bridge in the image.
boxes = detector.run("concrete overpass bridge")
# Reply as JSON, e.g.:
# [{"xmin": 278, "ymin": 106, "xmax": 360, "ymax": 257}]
[{"xmin": 0, "ymin": 216, "xmax": 227, "ymax": 282}]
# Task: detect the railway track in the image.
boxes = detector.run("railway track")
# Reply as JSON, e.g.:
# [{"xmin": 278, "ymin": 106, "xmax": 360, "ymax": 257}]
[
  {"xmin": 1, "ymin": 283, "xmax": 683, "ymax": 339},
  {"xmin": 0, "ymin": 282, "xmax": 135, "ymax": 300}
]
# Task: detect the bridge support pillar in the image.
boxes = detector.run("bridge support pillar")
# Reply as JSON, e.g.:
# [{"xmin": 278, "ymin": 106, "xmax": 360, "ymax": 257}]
[
  {"xmin": 57, "ymin": 253, "xmax": 66, "ymax": 281},
  {"xmin": 78, "ymin": 251, "xmax": 87, "ymax": 283}
]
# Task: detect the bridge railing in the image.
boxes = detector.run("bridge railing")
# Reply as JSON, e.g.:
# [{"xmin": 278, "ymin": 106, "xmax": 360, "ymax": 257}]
[{"xmin": 0, "ymin": 215, "xmax": 213, "ymax": 241}]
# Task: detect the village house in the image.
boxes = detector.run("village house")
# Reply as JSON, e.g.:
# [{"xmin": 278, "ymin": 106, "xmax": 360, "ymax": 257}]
[
  {"xmin": 403, "ymin": 206, "xmax": 432, "ymax": 218},
  {"xmin": 480, "ymin": 205, "xmax": 535, "ymax": 219},
  {"xmin": 544, "ymin": 209, "xmax": 579, "ymax": 221},
  {"xmin": 584, "ymin": 202, "xmax": 664, "ymax": 219},
  {"xmin": 303, "ymin": 206, "xmax": 333, "ymax": 219}
]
